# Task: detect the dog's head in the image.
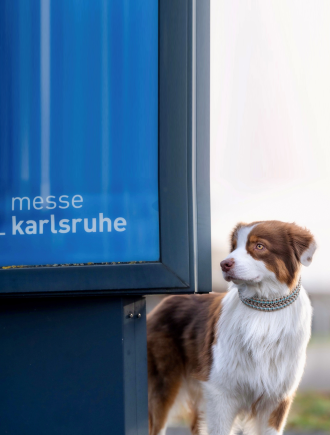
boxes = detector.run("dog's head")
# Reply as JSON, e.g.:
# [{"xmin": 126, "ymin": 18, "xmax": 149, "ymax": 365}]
[{"xmin": 220, "ymin": 221, "xmax": 316, "ymax": 289}]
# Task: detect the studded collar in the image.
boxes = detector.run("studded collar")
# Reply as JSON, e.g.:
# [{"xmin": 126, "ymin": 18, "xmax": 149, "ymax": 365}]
[{"xmin": 238, "ymin": 277, "xmax": 301, "ymax": 311}]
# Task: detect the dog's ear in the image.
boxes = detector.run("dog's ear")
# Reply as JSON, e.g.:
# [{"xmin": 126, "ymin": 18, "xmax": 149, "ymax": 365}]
[{"xmin": 290, "ymin": 224, "xmax": 317, "ymax": 267}]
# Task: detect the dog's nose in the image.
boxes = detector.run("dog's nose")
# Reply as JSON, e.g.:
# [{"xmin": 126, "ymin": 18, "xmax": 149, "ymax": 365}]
[{"xmin": 220, "ymin": 259, "xmax": 235, "ymax": 272}]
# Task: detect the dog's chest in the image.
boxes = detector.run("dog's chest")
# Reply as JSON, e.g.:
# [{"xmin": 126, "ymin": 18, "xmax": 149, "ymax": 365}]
[{"xmin": 210, "ymin": 289, "xmax": 311, "ymax": 399}]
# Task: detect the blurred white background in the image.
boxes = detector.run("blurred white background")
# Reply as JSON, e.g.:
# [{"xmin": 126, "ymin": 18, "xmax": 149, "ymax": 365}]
[
  {"xmin": 211, "ymin": 0, "xmax": 330, "ymax": 299},
  {"xmin": 209, "ymin": 1, "xmax": 330, "ymax": 399}
]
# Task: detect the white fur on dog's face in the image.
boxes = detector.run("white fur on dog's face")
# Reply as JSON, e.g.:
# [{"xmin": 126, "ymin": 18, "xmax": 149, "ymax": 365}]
[
  {"xmin": 221, "ymin": 221, "xmax": 316, "ymax": 288},
  {"xmin": 221, "ymin": 224, "xmax": 271, "ymax": 284}
]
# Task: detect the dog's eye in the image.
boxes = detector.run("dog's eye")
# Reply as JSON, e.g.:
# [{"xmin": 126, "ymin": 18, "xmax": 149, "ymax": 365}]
[{"xmin": 256, "ymin": 244, "xmax": 264, "ymax": 250}]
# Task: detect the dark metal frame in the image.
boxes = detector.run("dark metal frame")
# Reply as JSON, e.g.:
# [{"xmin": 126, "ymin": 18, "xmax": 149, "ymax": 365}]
[{"xmin": 0, "ymin": 0, "xmax": 210, "ymax": 296}]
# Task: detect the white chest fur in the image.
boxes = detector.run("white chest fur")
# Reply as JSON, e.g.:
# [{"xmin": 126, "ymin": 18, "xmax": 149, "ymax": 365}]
[{"xmin": 209, "ymin": 286, "xmax": 312, "ymax": 403}]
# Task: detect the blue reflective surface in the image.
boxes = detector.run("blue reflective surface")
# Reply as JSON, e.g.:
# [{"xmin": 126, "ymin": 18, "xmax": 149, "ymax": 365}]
[{"xmin": 0, "ymin": 0, "xmax": 159, "ymax": 266}]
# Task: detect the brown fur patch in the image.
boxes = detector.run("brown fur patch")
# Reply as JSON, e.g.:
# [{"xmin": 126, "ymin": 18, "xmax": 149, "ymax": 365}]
[
  {"xmin": 246, "ymin": 221, "xmax": 314, "ymax": 289},
  {"xmin": 268, "ymin": 397, "xmax": 292, "ymax": 431},
  {"xmin": 230, "ymin": 222, "xmax": 249, "ymax": 251},
  {"xmin": 190, "ymin": 408, "xmax": 201, "ymax": 435},
  {"xmin": 147, "ymin": 293, "xmax": 224, "ymax": 434},
  {"xmin": 251, "ymin": 394, "xmax": 263, "ymax": 417},
  {"xmin": 230, "ymin": 221, "xmax": 261, "ymax": 252}
]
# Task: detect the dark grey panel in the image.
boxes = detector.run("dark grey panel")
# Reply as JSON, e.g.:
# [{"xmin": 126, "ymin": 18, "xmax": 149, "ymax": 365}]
[
  {"xmin": 159, "ymin": 0, "xmax": 190, "ymax": 284},
  {"xmin": 0, "ymin": 297, "xmax": 126, "ymax": 434}
]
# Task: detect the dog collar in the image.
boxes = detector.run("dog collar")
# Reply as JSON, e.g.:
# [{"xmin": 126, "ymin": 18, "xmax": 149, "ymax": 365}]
[{"xmin": 238, "ymin": 277, "xmax": 301, "ymax": 312}]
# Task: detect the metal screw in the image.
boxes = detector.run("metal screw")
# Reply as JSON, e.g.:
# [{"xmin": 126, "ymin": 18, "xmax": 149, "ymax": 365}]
[
  {"xmin": 137, "ymin": 313, "xmax": 141, "ymax": 318},
  {"xmin": 128, "ymin": 312, "xmax": 133, "ymax": 318}
]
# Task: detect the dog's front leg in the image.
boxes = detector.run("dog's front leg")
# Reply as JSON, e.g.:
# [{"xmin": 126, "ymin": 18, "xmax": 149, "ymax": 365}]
[
  {"xmin": 254, "ymin": 396, "xmax": 293, "ymax": 435},
  {"xmin": 203, "ymin": 386, "xmax": 239, "ymax": 435}
]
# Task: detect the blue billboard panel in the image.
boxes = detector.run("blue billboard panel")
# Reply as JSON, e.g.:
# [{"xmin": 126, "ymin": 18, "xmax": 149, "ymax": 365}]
[{"xmin": 0, "ymin": 0, "xmax": 159, "ymax": 267}]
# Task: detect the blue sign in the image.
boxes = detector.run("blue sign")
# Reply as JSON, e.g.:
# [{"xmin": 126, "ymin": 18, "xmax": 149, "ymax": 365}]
[{"xmin": 0, "ymin": 0, "xmax": 159, "ymax": 267}]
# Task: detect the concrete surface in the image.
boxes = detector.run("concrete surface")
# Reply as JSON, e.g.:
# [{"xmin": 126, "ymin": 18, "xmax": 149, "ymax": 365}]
[
  {"xmin": 167, "ymin": 429, "xmax": 190, "ymax": 435},
  {"xmin": 299, "ymin": 339, "xmax": 330, "ymax": 391},
  {"xmin": 167, "ymin": 429, "xmax": 329, "ymax": 435}
]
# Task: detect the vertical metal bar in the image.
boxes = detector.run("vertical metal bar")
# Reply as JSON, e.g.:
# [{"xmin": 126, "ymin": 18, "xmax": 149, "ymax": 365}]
[
  {"xmin": 134, "ymin": 299, "xmax": 148, "ymax": 435},
  {"xmin": 192, "ymin": 0, "xmax": 198, "ymax": 293},
  {"xmin": 123, "ymin": 297, "xmax": 148, "ymax": 435},
  {"xmin": 123, "ymin": 299, "xmax": 138, "ymax": 434},
  {"xmin": 196, "ymin": 0, "xmax": 211, "ymax": 293}
]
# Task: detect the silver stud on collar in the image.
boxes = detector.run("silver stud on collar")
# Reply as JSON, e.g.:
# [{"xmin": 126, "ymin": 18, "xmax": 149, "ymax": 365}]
[{"xmin": 238, "ymin": 277, "xmax": 301, "ymax": 311}]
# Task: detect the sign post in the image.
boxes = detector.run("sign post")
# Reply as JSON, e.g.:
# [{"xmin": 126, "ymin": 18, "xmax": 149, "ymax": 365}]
[{"xmin": 0, "ymin": 1, "xmax": 210, "ymax": 433}]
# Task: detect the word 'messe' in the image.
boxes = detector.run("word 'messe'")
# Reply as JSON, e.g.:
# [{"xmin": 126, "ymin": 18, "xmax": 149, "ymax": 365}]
[
  {"xmin": 12, "ymin": 195, "xmax": 83, "ymax": 210},
  {"xmin": 12, "ymin": 214, "xmax": 126, "ymax": 235}
]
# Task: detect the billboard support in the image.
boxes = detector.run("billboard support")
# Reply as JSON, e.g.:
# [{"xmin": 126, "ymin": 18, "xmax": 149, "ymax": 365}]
[{"xmin": 0, "ymin": 0, "xmax": 210, "ymax": 433}]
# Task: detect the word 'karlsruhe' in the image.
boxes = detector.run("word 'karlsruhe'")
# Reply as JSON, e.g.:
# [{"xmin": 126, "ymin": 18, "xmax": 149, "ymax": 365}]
[{"xmin": 11, "ymin": 195, "xmax": 126, "ymax": 235}]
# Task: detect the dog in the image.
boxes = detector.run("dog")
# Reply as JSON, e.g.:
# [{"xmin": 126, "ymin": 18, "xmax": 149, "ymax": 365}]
[{"xmin": 147, "ymin": 221, "xmax": 316, "ymax": 435}]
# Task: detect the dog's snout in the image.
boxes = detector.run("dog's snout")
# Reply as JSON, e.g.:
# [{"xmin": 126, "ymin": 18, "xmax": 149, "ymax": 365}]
[{"xmin": 220, "ymin": 258, "xmax": 235, "ymax": 272}]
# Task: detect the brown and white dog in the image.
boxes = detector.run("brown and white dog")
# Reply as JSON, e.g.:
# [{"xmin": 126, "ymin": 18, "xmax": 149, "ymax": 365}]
[{"xmin": 147, "ymin": 221, "xmax": 316, "ymax": 435}]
